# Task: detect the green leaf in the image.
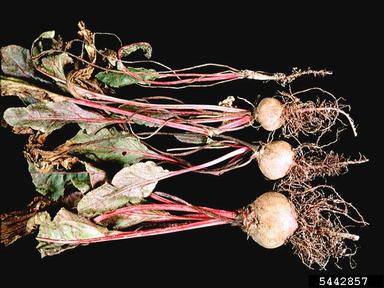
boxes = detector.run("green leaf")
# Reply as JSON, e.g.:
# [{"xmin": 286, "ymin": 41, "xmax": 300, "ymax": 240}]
[
  {"xmin": 95, "ymin": 67, "xmax": 159, "ymax": 88},
  {"xmin": 3, "ymin": 101, "xmax": 108, "ymax": 134},
  {"xmin": 119, "ymin": 42, "xmax": 153, "ymax": 59},
  {"xmin": 40, "ymin": 53, "xmax": 73, "ymax": 80},
  {"xmin": 28, "ymin": 209, "xmax": 113, "ymax": 257},
  {"xmin": 28, "ymin": 162, "xmax": 91, "ymax": 201},
  {"xmin": 69, "ymin": 128, "xmax": 153, "ymax": 166},
  {"xmin": 77, "ymin": 161, "xmax": 168, "ymax": 217}
]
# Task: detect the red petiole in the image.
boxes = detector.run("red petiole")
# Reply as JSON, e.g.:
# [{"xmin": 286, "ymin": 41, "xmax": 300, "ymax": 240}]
[
  {"xmin": 36, "ymin": 218, "xmax": 230, "ymax": 244},
  {"xmin": 38, "ymin": 193, "xmax": 238, "ymax": 245},
  {"xmin": 32, "ymin": 68, "xmax": 254, "ymax": 136},
  {"xmin": 94, "ymin": 203, "xmax": 237, "ymax": 223}
]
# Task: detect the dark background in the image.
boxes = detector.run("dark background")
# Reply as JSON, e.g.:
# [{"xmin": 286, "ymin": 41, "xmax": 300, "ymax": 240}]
[{"xmin": 0, "ymin": 3, "xmax": 382, "ymax": 287}]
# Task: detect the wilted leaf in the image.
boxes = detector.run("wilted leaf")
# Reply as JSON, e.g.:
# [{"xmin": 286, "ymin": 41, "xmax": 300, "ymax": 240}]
[
  {"xmin": 3, "ymin": 101, "xmax": 107, "ymax": 134},
  {"xmin": 29, "ymin": 209, "xmax": 113, "ymax": 257},
  {"xmin": 0, "ymin": 76, "xmax": 57, "ymax": 105},
  {"xmin": 1, "ymin": 45, "xmax": 35, "ymax": 79},
  {"xmin": 111, "ymin": 161, "xmax": 167, "ymax": 198},
  {"xmin": 85, "ymin": 163, "xmax": 106, "ymax": 187},
  {"xmin": 77, "ymin": 183, "xmax": 128, "ymax": 218},
  {"xmin": 119, "ymin": 42, "xmax": 153, "ymax": 59},
  {"xmin": 95, "ymin": 67, "xmax": 159, "ymax": 88},
  {"xmin": 77, "ymin": 161, "xmax": 168, "ymax": 217},
  {"xmin": 31, "ymin": 31, "xmax": 71, "ymax": 80},
  {"xmin": 117, "ymin": 105, "xmax": 173, "ymax": 128},
  {"xmin": 117, "ymin": 103, "xmax": 175, "ymax": 128},
  {"xmin": 69, "ymin": 128, "xmax": 154, "ymax": 166},
  {"xmin": 1, "ymin": 196, "xmax": 52, "ymax": 246},
  {"xmin": 174, "ymin": 133, "xmax": 213, "ymax": 145},
  {"xmin": 31, "ymin": 30, "xmax": 56, "ymax": 57},
  {"xmin": 26, "ymin": 211, "xmax": 51, "ymax": 233},
  {"xmin": 100, "ymin": 210, "xmax": 170, "ymax": 230},
  {"xmin": 35, "ymin": 31, "xmax": 55, "ymax": 41},
  {"xmin": 40, "ymin": 53, "xmax": 73, "ymax": 80},
  {"xmin": 28, "ymin": 162, "xmax": 91, "ymax": 200}
]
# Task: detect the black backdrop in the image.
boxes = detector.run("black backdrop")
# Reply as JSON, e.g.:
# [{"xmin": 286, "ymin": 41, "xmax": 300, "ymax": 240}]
[{"xmin": 0, "ymin": 3, "xmax": 382, "ymax": 287}]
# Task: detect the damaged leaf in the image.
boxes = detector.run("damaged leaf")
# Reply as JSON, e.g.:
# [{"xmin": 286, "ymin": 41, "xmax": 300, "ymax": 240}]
[
  {"xmin": 85, "ymin": 162, "xmax": 106, "ymax": 187},
  {"xmin": 31, "ymin": 30, "xmax": 56, "ymax": 58},
  {"xmin": 95, "ymin": 67, "xmax": 159, "ymax": 88},
  {"xmin": 118, "ymin": 105, "xmax": 173, "ymax": 128},
  {"xmin": 29, "ymin": 208, "xmax": 113, "ymax": 257},
  {"xmin": 31, "ymin": 31, "xmax": 70, "ymax": 80},
  {"xmin": 119, "ymin": 42, "xmax": 153, "ymax": 59},
  {"xmin": 77, "ymin": 161, "xmax": 168, "ymax": 217},
  {"xmin": 111, "ymin": 161, "xmax": 167, "ymax": 197},
  {"xmin": 69, "ymin": 128, "xmax": 154, "ymax": 165},
  {"xmin": 40, "ymin": 53, "xmax": 73, "ymax": 80},
  {"xmin": 28, "ymin": 162, "xmax": 91, "ymax": 200},
  {"xmin": 174, "ymin": 133, "xmax": 213, "ymax": 145},
  {"xmin": 77, "ymin": 183, "xmax": 127, "ymax": 218},
  {"xmin": 1, "ymin": 45, "xmax": 35, "ymax": 79},
  {"xmin": 99, "ymin": 210, "xmax": 170, "ymax": 230},
  {"xmin": 0, "ymin": 196, "xmax": 52, "ymax": 246},
  {"xmin": 3, "ymin": 101, "xmax": 108, "ymax": 134}
]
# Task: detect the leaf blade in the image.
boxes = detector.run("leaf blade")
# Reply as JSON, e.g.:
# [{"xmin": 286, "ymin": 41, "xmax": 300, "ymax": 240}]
[
  {"xmin": 95, "ymin": 67, "xmax": 159, "ymax": 88},
  {"xmin": 69, "ymin": 128, "xmax": 154, "ymax": 166},
  {"xmin": 3, "ymin": 101, "xmax": 108, "ymax": 134},
  {"xmin": 77, "ymin": 161, "xmax": 168, "ymax": 217},
  {"xmin": 1, "ymin": 45, "xmax": 35, "ymax": 79},
  {"xmin": 28, "ymin": 162, "xmax": 91, "ymax": 200},
  {"xmin": 29, "ymin": 208, "xmax": 112, "ymax": 257},
  {"xmin": 40, "ymin": 53, "xmax": 73, "ymax": 80},
  {"xmin": 119, "ymin": 42, "xmax": 153, "ymax": 59}
]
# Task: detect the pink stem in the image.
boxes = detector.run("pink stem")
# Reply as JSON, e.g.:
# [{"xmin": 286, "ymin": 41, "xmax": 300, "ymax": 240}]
[
  {"xmin": 116, "ymin": 61, "xmax": 239, "ymax": 86},
  {"xmin": 150, "ymin": 193, "xmax": 175, "ymax": 204},
  {"xmin": 19, "ymin": 117, "xmax": 128, "ymax": 124},
  {"xmin": 78, "ymin": 88, "xmax": 246, "ymax": 113},
  {"xmin": 146, "ymin": 215, "xmax": 209, "ymax": 222},
  {"xmin": 95, "ymin": 204, "xmax": 200, "ymax": 222},
  {"xmin": 201, "ymin": 207, "xmax": 238, "ymax": 219},
  {"xmin": 98, "ymin": 210, "xmax": 210, "ymax": 222},
  {"xmin": 168, "ymin": 146, "xmax": 249, "ymax": 175},
  {"xmin": 144, "ymin": 146, "xmax": 250, "ymax": 184},
  {"xmin": 67, "ymin": 98, "xmax": 214, "ymax": 136},
  {"xmin": 36, "ymin": 219, "xmax": 229, "ymax": 244},
  {"xmin": 145, "ymin": 73, "xmax": 240, "ymax": 86},
  {"xmin": 186, "ymin": 114, "xmax": 247, "ymax": 124},
  {"xmin": 126, "ymin": 102, "xmax": 245, "ymax": 113},
  {"xmin": 114, "ymin": 146, "xmax": 250, "ymax": 197},
  {"xmin": 35, "ymin": 67, "xmax": 246, "ymax": 113},
  {"xmin": 157, "ymin": 72, "xmax": 235, "ymax": 78},
  {"xmin": 94, "ymin": 203, "xmax": 236, "ymax": 223},
  {"xmin": 149, "ymin": 193, "xmax": 238, "ymax": 218},
  {"xmin": 32, "ymin": 68, "xmax": 252, "ymax": 136},
  {"xmin": 166, "ymin": 111, "xmax": 217, "ymax": 116},
  {"xmin": 226, "ymin": 153, "xmax": 244, "ymax": 166},
  {"xmin": 217, "ymin": 115, "xmax": 253, "ymax": 132}
]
